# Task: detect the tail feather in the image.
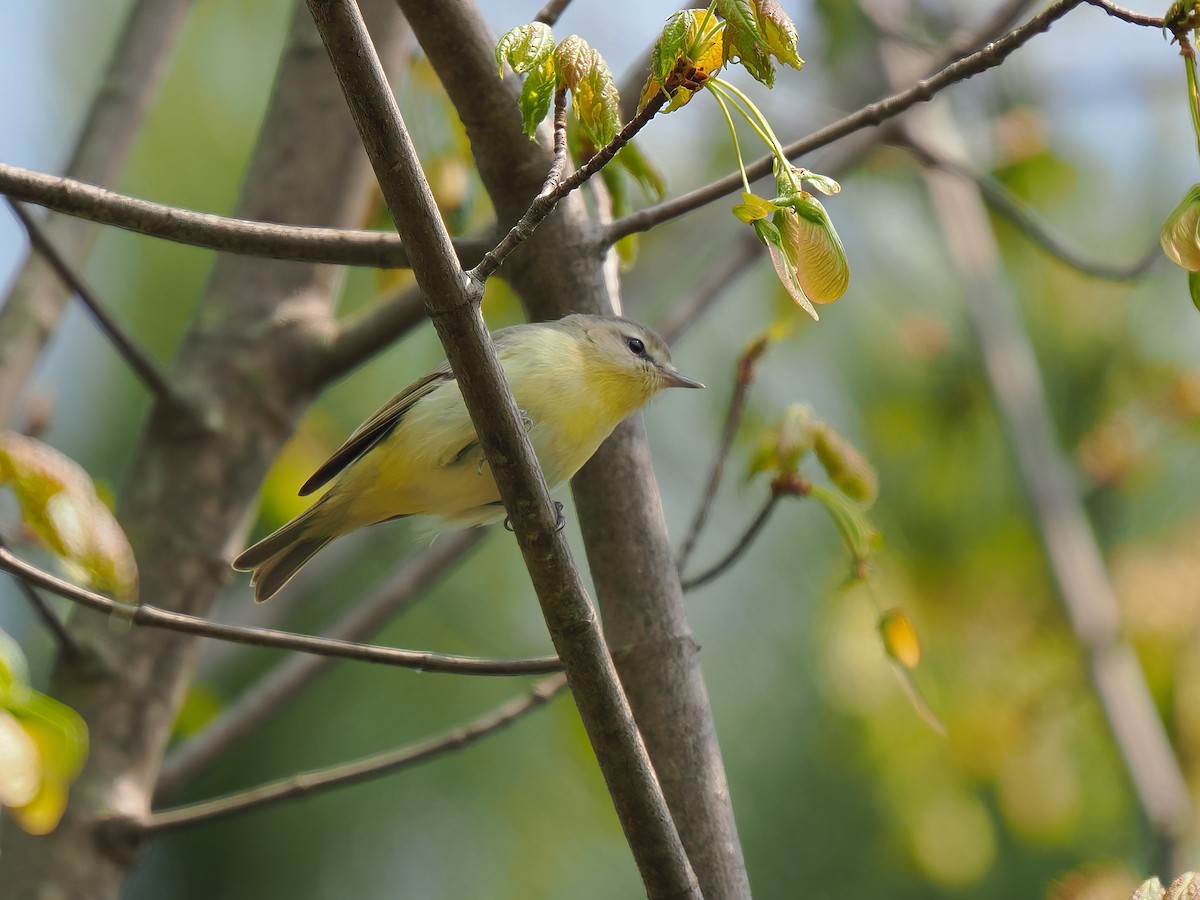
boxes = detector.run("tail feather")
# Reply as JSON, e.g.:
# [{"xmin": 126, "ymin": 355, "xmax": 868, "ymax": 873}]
[{"xmin": 233, "ymin": 504, "xmax": 334, "ymax": 603}]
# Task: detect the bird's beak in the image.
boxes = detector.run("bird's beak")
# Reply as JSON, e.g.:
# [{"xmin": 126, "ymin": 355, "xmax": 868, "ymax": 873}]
[{"xmin": 658, "ymin": 365, "xmax": 705, "ymax": 389}]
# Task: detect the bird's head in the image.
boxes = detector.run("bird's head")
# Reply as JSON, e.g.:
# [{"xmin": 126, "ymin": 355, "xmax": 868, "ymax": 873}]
[{"xmin": 564, "ymin": 315, "xmax": 704, "ymax": 407}]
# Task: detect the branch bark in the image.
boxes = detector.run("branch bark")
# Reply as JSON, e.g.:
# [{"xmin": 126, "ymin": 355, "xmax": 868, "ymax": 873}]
[
  {"xmin": 397, "ymin": 1, "xmax": 751, "ymax": 895},
  {"xmin": 0, "ymin": 2, "xmax": 409, "ymax": 895},
  {"xmin": 306, "ymin": 2, "xmax": 698, "ymax": 895}
]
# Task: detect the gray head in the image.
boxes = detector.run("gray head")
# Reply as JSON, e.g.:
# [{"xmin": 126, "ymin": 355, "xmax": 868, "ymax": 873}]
[{"xmin": 557, "ymin": 314, "xmax": 705, "ymax": 392}]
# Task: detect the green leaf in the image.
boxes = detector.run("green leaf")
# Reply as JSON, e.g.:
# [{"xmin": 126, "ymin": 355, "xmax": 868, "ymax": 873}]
[
  {"xmin": 733, "ymin": 191, "xmax": 777, "ymax": 223},
  {"xmin": 720, "ymin": 0, "xmax": 774, "ymax": 86},
  {"xmin": 517, "ymin": 57, "xmax": 558, "ymax": 138},
  {"xmin": 614, "ymin": 140, "xmax": 665, "ymax": 202},
  {"xmin": 1131, "ymin": 877, "xmax": 1166, "ymax": 900},
  {"xmin": 809, "ymin": 483, "xmax": 880, "ymax": 564},
  {"xmin": 0, "ymin": 430, "xmax": 138, "ymax": 600},
  {"xmin": 763, "ymin": 208, "xmax": 818, "ymax": 320},
  {"xmin": 1162, "ymin": 184, "xmax": 1200, "ymax": 271},
  {"xmin": 5, "ymin": 693, "xmax": 88, "ymax": 835},
  {"xmin": 0, "ymin": 628, "xmax": 30, "ymax": 703},
  {"xmin": 652, "ymin": 11, "xmax": 694, "ymax": 85},
  {"xmin": 1189, "ymin": 270, "xmax": 1200, "ymax": 313},
  {"xmin": 789, "ymin": 194, "xmax": 850, "ymax": 306},
  {"xmin": 559, "ymin": 38, "xmax": 620, "ymax": 146},
  {"xmin": 496, "ymin": 22, "xmax": 556, "ymax": 76},
  {"xmin": 755, "ymin": 0, "xmax": 804, "ymax": 70},
  {"xmin": 640, "ymin": 9, "xmax": 726, "ymax": 113}
]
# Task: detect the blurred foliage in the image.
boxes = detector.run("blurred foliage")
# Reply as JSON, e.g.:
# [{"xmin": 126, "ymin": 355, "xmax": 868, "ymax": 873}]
[{"xmin": 4, "ymin": 0, "xmax": 1200, "ymax": 898}]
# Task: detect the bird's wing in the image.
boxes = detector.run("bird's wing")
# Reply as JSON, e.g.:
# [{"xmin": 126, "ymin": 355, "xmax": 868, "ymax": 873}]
[{"xmin": 298, "ymin": 362, "xmax": 455, "ymax": 496}]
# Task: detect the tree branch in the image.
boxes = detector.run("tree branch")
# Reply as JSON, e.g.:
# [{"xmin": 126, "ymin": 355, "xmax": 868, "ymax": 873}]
[
  {"xmin": 0, "ymin": 0, "xmax": 194, "ymax": 425},
  {"xmin": 317, "ymin": 280, "xmax": 428, "ymax": 382},
  {"xmin": 0, "ymin": 537, "xmax": 87, "ymax": 662},
  {"xmin": 533, "ymin": 0, "xmax": 574, "ymax": 27},
  {"xmin": 307, "ymin": 2, "xmax": 699, "ymax": 895},
  {"xmin": 130, "ymin": 674, "xmax": 567, "ymax": 835},
  {"xmin": 605, "ymin": 0, "xmax": 1163, "ymax": 242},
  {"xmin": 155, "ymin": 529, "xmax": 485, "ymax": 798},
  {"xmin": 0, "ymin": 545, "xmax": 558, "ymax": 676},
  {"xmin": 899, "ymin": 137, "xmax": 1161, "ymax": 281},
  {"xmin": 680, "ymin": 493, "xmax": 780, "ymax": 591},
  {"xmin": 5, "ymin": 200, "xmax": 182, "ymax": 409},
  {"xmin": 0, "ymin": 162, "xmax": 495, "ymax": 270}
]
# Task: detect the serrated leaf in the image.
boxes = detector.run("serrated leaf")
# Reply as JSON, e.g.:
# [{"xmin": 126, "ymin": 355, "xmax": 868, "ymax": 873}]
[
  {"xmin": 1166, "ymin": 872, "xmax": 1200, "ymax": 900},
  {"xmin": 0, "ymin": 431, "xmax": 138, "ymax": 600},
  {"xmin": 812, "ymin": 423, "xmax": 878, "ymax": 505},
  {"xmin": 1133, "ymin": 878, "xmax": 1167, "ymax": 900},
  {"xmin": 1161, "ymin": 184, "xmax": 1200, "ymax": 271},
  {"xmin": 756, "ymin": 0, "xmax": 804, "ymax": 70},
  {"xmin": 879, "ymin": 608, "xmax": 921, "ymax": 668},
  {"xmin": 640, "ymin": 9, "xmax": 726, "ymax": 113},
  {"xmin": 518, "ymin": 57, "xmax": 559, "ymax": 138},
  {"xmin": 652, "ymin": 11, "xmax": 694, "ymax": 85},
  {"xmin": 556, "ymin": 38, "xmax": 620, "ymax": 146},
  {"xmin": 614, "ymin": 140, "xmax": 665, "ymax": 202},
  {"xmin": 496, "ymin": 22, "xmax": 556, "ymax": 76},
  {"xmin": 721, "ymin": 0, "xmax": 774, "ymax": 86}
]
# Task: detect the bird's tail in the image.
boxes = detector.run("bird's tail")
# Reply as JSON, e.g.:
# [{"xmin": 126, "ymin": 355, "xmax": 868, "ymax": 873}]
[{"xmin": 233, "ymin": 501, "xmax": 334, "ymax": 603}]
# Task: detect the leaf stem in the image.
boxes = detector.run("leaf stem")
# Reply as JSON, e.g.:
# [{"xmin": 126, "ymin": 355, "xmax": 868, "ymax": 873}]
[{"xmin": 707, "ymin": 87, "xmax": 752, "ymax": 194}]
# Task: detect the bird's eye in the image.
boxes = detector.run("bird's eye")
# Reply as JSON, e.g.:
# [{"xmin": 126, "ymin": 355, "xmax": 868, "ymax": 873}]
[{"xmin": 626, "ymin": 337, "xmax": 646, "ymax": 357}]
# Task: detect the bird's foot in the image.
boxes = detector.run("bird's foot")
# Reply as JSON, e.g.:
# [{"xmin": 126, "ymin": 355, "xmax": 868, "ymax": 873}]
[{"xmin": 503, "ymin": 501, "xmax": 566, "ymax": 533}]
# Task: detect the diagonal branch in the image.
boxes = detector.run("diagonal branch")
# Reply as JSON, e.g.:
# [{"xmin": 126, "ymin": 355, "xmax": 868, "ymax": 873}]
[
  {"xmin": 680, "ymin": 493, "xmax": 780, "ymax": 591},
  {"xmin": 306, "ymin": 2, "xmax": 698, "ymax": 895},
  {"xmin": 0, "ymin": 545, "xmax": 558, "ymax": 676},
  {"xmin": 0, "ymin": 536, "xmax": 86, "ymax": 661},
  {"xmin": 605, "ymin": 0, "xmax": 1164, "ymax": 243},
  {"xmin": 155, "ymin": 529, "xmax": 485, "ymax": 798},
  {"xmin": 317, "ymin": 280, "xmax": 428, "ymax": 381},
  {"xmin": 0, "ymin": 162, "xmax": 494, "ymax": 270},
  {"xmin": 130, "ymin": 674, "xmax": 568, "ymax": 836},
  {"xmin": 5, "ymin": 200, "xmax": 181, "ymax": 409}
]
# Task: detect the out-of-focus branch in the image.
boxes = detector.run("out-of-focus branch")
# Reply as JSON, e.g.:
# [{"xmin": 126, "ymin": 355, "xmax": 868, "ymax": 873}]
[
  {"xmin": 0, "ymin": 0, "xmax": 194, "ymax": 425},
  {"xmin": 0, "ymin": 536, "xmax": 86, "ymax": 661},
  {"xmin": 874, "ymin": 19, "xmax": 1191, "ymax": 867},
  {"xmin": 0, "ymin": 545, "xmax": 558, "ymax": 676},
  {"xmin": 680, "ymin": 493, "xmax": 780, "ymax": 591},
  {"xmin": 155, "ymin": 530, "xmax": 485, "ymax": 798},
  {"xmin": 307, "ymin": 2, "xmax": 699, "ymax": 895},
  {"xmin": 676, "ymin": 335, "xmax": 769, "ymax": 572},
  {"xmin": 605, "ymin": 0, "xmax": 1164, "ymax": 242},
  {"xmin": 900, "ymin": 137, "xmax": 1160, "ymax": 281},
  {"xmin": 0, "ymin": 162, "xmax": 495, "ymax": 270},
  {"xmin": 318, "ymin": 280, "xmax": 428, "ymax": 381},
  {"xmin": 5, "ymin": 200, "xmax": 181, "ymax": 409},
  {"xmin": 131, "ymin": 674, "xmax": 567, "ymax": 836},
  {"xmin": 533, "ymin": 0, "xmax": 573, "ymax": 26}
]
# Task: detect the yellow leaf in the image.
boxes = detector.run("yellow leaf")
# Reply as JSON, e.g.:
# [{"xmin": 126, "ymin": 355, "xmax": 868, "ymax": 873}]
[
  {"xmin": 1161, "ymin": 184, "xmax": 1200, "ymax": 271},
  {"xmin": 0, "ymin": 710, "xmax": 40, "ymax": 808},
  {"xmin": 791, "ymin": 195, "xmax": 849, "ymax": 305},
  {"xmin": 879, "ymin": 607, "xmax": 921, "ymax": 668}
]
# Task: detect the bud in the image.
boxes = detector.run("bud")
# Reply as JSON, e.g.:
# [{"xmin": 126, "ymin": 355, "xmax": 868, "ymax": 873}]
[
  {"xmin": 879, "ymin": 608, "xmax": 921, "ymax": 669},
  {"xmin": 813, "ymin": 423, "xmax": 878, "ymax": 505}
]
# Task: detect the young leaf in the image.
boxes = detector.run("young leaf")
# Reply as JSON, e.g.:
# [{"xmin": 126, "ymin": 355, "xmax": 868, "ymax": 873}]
[
  {"xmin": 556, "ymin": 36, "xmax": 621, "ymax": 147},
  {"xmin": 640, "ymin": 9, "xmax": 726, "ymax": 112},
  {"xmin": 809, "ymin": 483, "xmax": 880, "ymax": 564},
  {"xmin": 1163, "ymin": 184, "xmax": 1200, "ymax": 271},
  {"xmin": 719, "ymin": 0, "xmax": 774, "ymax": 86},
  {"xmin": 733, "ymin": 191, "xmax": 777, "ymax": 223},
  {"xmin": 4, "ymin": 694, "xmax": 88, "ymax": 835},
  {"xmin": 518, "ymin": 57, "xmax": 559, "ymax": 138},
  {"xmin": 761, "ymin": 211, "xmax": 819, "ymax": 321},
  {"xmin": 788, "ymin": 194, "xmax": 850, "ymax": 305},
  {"xmin": 0, "ymin": 431, "xmax": 138, "ymax": 600},
  {"xmin": 878, "ymin": 608, "xmax": 921, "ymax": 669},
  {"xmin": 496, "ymin": 22, "xmax": 556, "ymax": 76},
  {"xmin": 0, "ymin": 709, "xmax": 40, "ymax": 809},
  {"xmin": 756, "ymin": 0, "xmax": 804, "ymax": 70},
  {"xmin": 653, "ymin": 11, "xmax": 695, "ymax": 84}
]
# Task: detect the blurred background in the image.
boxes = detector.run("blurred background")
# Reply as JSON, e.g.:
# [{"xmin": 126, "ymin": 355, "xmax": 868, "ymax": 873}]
[{"xmin": 2, "ymin": 0, "xmax": 1199, "ymax": 897}]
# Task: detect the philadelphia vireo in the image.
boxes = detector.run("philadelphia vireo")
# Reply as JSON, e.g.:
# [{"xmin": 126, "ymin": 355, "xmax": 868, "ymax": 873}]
[{"xmin": 233, "ymin": 314, "xmax": 703, "ymax": 602}]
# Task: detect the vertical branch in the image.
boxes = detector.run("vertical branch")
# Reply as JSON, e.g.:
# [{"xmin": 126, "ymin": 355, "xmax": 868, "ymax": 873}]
[
  {"xmin": 0, "ymin": 0, "xmax": 194, "ymax": 424},
  {"xmin": 304, "ymin": 2, "xmax": 699, "ymax": 895}
]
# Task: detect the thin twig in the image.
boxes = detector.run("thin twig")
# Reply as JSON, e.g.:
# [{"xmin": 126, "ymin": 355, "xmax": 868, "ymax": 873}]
[
  {"xmin": 533, "ymin": 0, "xmax": 573, "ymax": 26},
  {"xmin": 5, "ymin": 199, "xmax": 181, "ymax": 408},
  {"xmin": 900, "ymin": 138, "xmax": 1160, "ymax": 281},
  {"xmin": 0, "ymin": 546, "xmax": 559, "ymax": 676},
  {"xmin": 0, "ymin": 162, "xmax": 493, "ymax": 269},
  {"xmin": 0, "ymin": 536, "xmax": 86, "ymax": 660},
  {"xmin": 605, "ymin": 0, "xmax": 1164, "ymax": 243},
  {"xmin": 676, "ymin": 336, "xmax": 770, "ymax": 572},
  {"xmin": 155, "ymin": 530, "xmax": 485, "ymax": 798},
  {"xmin": 132, "ymin": 674, "xmax": 568, "ymax": 835},
  {"xmin": 680, "ymin": 493, "xmax": 780, "ymax": 591},
  {"xmin": 656, "ymin": 233, "xmax": 759, "ymax": 344},
  {"xmin": 470, "ymin": 92, "xmax": 668, "ymax": 282}
]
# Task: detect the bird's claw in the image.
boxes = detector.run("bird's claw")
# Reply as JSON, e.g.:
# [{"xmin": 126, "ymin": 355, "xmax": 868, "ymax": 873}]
[{"xmin": 503, "ymin": 501, "xmax": 566, "ymax": 533}]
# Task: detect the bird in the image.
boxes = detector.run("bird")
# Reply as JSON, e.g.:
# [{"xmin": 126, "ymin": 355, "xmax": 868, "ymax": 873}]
[{"xmin": 233, "ymin": 314, "xmax": 703, "ymax": 602}]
